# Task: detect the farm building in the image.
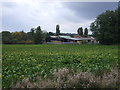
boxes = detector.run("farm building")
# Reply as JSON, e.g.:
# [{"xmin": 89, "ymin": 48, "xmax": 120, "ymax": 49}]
[{"xmin": 47, "ymin": 35, "xmax": 96, "ymax": 44}]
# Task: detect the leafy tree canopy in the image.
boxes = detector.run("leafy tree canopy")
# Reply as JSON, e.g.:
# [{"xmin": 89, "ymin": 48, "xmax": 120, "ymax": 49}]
[{"xmin": 90, "ymin": 8, "xmax": 119, "ymax": 45}]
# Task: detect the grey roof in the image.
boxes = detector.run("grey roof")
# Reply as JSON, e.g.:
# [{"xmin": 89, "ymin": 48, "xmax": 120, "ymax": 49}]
[
  {"xmin": 60, "ymin": 37, "xmax": 95, "ymax": 41},
  {"xmin": 50, "ymin": 35, "xmax": 95, "ymax": 41},
  {"xmin": 50, "ymin": 36, "xmax": 58, "ymax": 38},
  {"xmin": 59, "ymin": 35, "xmax": 71, "ymax": 38}
]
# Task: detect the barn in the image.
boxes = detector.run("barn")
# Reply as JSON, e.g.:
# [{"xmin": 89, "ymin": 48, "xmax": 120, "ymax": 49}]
[{"xmin": 47, "ymin": 35, "xmax": 96, "ymax": 44}]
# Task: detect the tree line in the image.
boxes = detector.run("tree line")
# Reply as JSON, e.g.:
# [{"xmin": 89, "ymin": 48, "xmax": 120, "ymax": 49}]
[
  {"xmin": 1, "ymin": 24, "xmax": 88, "ymax": 44},
  {"xmin": 2, "ymin": 26, "xmax": 49, "ymax": 44}
]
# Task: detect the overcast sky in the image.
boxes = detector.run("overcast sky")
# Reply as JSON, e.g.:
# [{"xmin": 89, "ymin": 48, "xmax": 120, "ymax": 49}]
[{"xmin": 1, "ymin": 0, "xmax": 118, "ymax": 34}]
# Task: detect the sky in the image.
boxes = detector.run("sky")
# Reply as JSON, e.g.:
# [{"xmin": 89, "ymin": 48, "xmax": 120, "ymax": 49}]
[{"xmin": 1, "ymin": 0, "xmax": 118, "ymax": 34}]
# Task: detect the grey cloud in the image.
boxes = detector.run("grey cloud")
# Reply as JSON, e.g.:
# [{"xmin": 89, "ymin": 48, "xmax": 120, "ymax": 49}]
[
  {"xmin": 62, "ymin": 2, "xmax": 118, "ymax": 20},
  {"xmin": 2, "ymin": 2, "xmax": 118, "ymax": 33},
  {"xmin": 2, "ymin": 2, "xmax": 17, "ymax": 8},
  {"xmin": 50, "ymin": 5, "xmax": 84, "ymax": 23}
]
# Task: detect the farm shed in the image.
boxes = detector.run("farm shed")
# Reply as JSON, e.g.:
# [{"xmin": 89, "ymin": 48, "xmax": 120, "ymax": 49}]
[{"xmin": 48, "ymin": 35, "xmax": 96, "ymax": 44}]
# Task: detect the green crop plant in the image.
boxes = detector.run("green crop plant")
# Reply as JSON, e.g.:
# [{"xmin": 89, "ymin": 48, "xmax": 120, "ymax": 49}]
[{"xmin": 2, "ymin": 44, "xmax": 118, "ymax": 88}]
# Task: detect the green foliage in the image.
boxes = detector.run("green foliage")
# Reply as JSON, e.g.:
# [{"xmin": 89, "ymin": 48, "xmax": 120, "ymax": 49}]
[
  {"xmin": 12, "ymin": 31, "xmax": 27, "ymax": 42},
  {"xmin": 77, "ymin": 27, "xmax": 83, "ymax": 37},
  {"xmin": 48, "ymin": 32, "xmax": 54, "ymax": 36},
  {"xmin": 2, "ymin": 26, "xmax": 47, "ymax": 44},
  {"xmin": 56, "ymin": 24, "xmax": 60, "ymax": 36},
  {"xmin": 84, "ymin": 28, "xmax": 88, "ymax": 37},
  {"xmin": 90, "ymin": 9, "xmax": 119, "ymax": 45},
  {"xmin": 2, "ymin": 44, "xmax": 118, "ymax": 88},
  {"xmin": 2, "ymin": 31, "xmax": 13, "ymax": 44},
  {"xmin": 33, "ymin": 26, "xmax": 44, "ymax": 44},
  {"xmin": 27, "ymin": 28, "xmax": 35, "ymax": 41},
  {"xmin": 2, "ymin": 31, "xmax": 32, "ymax": 44},
  {"xmin": 0, "ymin": 33, "xmax": 1, "ymax": 44},
  {"xmin": 117, "ymin": 7, "xmax": 120, "ymax": 43}
]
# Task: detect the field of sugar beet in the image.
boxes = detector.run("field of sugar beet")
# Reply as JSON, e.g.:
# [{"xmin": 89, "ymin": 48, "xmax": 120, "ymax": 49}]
[{"xmin": 2, "ymin": 44, "xmax": 119, "ymax": 88}]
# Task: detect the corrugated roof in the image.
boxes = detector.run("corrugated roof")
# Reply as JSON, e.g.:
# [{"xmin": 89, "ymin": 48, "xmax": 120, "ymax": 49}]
[
  {"xmin": 50, "ymin": 36, "xmax": 58, "ymax": 38},
  {"xmin": 60, "ymin": 37, "xmax": 95, "ymax": 40},
  {"xmin": 59, "ymin": 35, "xmax": 71, "ymax": 38},
  {"xmin": 50, "ymin": 35, "xmax": 95, "ymax": 40}
]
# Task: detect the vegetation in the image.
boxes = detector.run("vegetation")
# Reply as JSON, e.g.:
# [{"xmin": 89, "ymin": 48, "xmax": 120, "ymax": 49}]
[
  {"xmin": 14, "ymin": 68, "xmax": 118, "ymax": 88},
  {"xmin": 2, "ymin": 31, "xmax": 13, "ymax": 44},
  {"xmin": 77, "ymin": 27, "xmax": 89, "ymax": 37},
  {"xmin": 56, "ymin": 24, "xmax": 60, "ymax": 36},
  {"xmin": 1, "ymin": 2, "xmax": 119, "ymax": 89},
  {"xmin": 2, "ymin": 26, "xmax": 48, "ymax": 44},
  {"xmin": 33, "ymin": 26, "xmax": 44, "ymax": 44},
  {"xmin": 84, "ymin": 28, "xmax": 88, "ymax": 37},
  {"xmin": 90, "ymin": 8, "xmax": 119, "ymax": 45},
  {"xmin": 77, "ymin": 27, "xmax": 83, "ymax": 37},
  {"xmin": 2, "ymin": 44, "xmax": 118, "ymax": 88}
]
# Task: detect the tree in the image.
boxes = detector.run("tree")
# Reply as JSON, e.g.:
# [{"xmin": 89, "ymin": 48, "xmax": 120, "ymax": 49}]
[
  {"xmin": 116, "ymin": 6, "xmax": 120, "ymax": 44},
  {"xmin": 90, "ymin": 9, "xmax": 119, "ymax": 45},
  {"xmin": 49, "ymin": 32, "xmax": 54, "ymax": 36},
  {"xmin": 27, "ymin": 28, "xmax": 35, "ymax": 40},
  {"xmin": 20, "ymin": 31, "xmax": 27, "ymax": 41},
  {"xmin": 77, "ymin": 27, "xmax": 83, "ymax": 37},
  {"xmin": 2, "ymin": 31, "xmax": 13, "ymax": 44},
  {"xmin": 33, "ymin": 26, "xmax": 43, "ymax": 44},
  {"xmin": 30, "ymin": 28, "xmax": 35, "ymax": 37},
  {"xmin": 12, "ymin": 31, "xmax": 27, "ymax": 43},
  {"xmin": 56, "ymin": 24, "xmax": 60, "ymax": 36},
  {"xmin": 84, "ymin": 28, "xmax": 88, "ymax": 37},
  {"xmin": 0, "ymin": 32, "xmax": 1, "ymax": 44}
]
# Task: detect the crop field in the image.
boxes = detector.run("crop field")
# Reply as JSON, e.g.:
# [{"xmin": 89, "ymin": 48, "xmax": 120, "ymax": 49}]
[{"xmin": 2, "ymin": 44, "xmax": 119, "ymax": 88}]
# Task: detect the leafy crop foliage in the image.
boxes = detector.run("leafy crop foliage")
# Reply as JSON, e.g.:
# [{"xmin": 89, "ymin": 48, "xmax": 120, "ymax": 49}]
[{"xmin": 2, "ymin": 44, "xmax": 118, "ymax": 88}]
